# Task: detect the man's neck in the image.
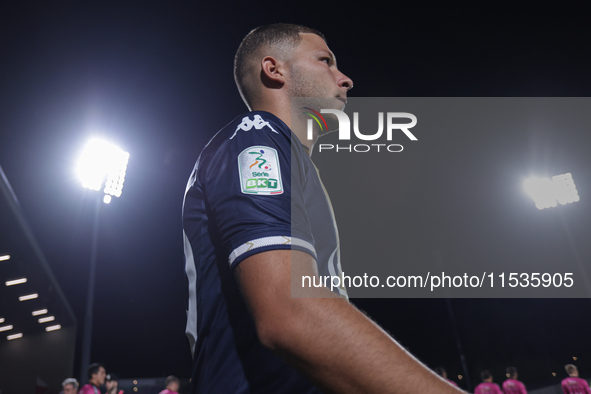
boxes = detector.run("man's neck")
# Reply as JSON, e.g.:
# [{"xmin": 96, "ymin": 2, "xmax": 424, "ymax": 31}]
[{"xmin": 251, "ymin": 103, "xmax": 317, "ymax": 154}]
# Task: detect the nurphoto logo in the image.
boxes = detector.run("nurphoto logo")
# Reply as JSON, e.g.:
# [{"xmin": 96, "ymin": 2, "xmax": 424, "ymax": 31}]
[{"xmin": 303, "ymin": 108, "xmax": 418, "ymax": 153}]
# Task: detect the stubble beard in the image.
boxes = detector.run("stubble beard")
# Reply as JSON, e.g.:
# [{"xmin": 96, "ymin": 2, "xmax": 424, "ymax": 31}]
[{"xmin": 288, "ymin": 65, "xmax": 341, "ymax": 137}]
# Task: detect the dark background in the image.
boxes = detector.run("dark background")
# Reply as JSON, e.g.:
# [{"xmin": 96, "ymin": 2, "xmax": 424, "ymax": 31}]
[{"xmin": 1, "ymin": 1, "xmax": 590, "ymax": 391}]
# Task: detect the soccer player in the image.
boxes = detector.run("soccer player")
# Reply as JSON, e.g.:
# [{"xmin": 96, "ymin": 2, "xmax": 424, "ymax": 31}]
[
  {"xmin": 105, "ymin": 373, "xmax": 124, "ymax": 394},
  {"xmin": 62, "ymin": 378, "xmax": 79, "ymax": 394},
  {"xmin": 503, "ymin": 367, "xmax": 527, "ymax": 394},
  {"xmin": 562, "ymin": 364, "xmax": 591, "ymax": 394},
  {"xmin": 182, "ymin": 23, "xmax": 466, "ymax": 393},
  {"xmin": 158, "ymin": 376, "xmax": 180, "ymax": 394},
  {"xmin": 78, "ymin": 363, "xmax": 106, "ymax": 394},
  {"xmin": 475, "ymin": 370, "xmax": 503, "ymax": 394},
  {"xmin": 435, "ymin": 366, "xmax": 459, "ymax": 387}
]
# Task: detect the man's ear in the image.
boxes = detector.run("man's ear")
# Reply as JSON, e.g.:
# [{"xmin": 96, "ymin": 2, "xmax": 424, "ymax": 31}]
[{"xmin": 260, "ymin": 56, "xmax": 286, "ymax": 87}]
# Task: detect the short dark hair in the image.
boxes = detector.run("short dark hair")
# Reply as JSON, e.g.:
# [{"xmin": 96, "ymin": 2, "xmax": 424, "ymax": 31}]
[
  {"xmin": 434, "ymin": 367, "xmax": 446, "ymax": 376},
  {"xmin": 481, "ymin": 370, "xmax": 492, "ymax": 381},
  {"xmin": 234, "ymin": 23, "xmax": 325, "ymax": 109},
  {"xmin": 506, "ymin": 366, "xmax": 518, "ymax": 378},
  {"xmin": 87, "ymin": 363, "xmax": 104, "ymax": 381},
  {"xmin": 106, "ymin": 373, "xmax": 119, "ymax": 382},
  {"xmin": 165, "ymin": 375, "xmax": 180, "ymax": 387}
]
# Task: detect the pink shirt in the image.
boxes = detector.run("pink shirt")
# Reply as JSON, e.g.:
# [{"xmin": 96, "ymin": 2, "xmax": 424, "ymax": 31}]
[
  {"xmin": 447, "ymin": 379, "xmax": 459, "ymax": 387},
  {"xmin": 475, "ymin": 382, "xmax": 503, "ymax": 394},
  {"xmin": 503, "ymin": 378, "xmax": 527, "ymax": 394},
  {"xmin": 158, "ymin": 390, "xmax": 179, "ymax": 394},
  {"xmin": 562, "ymin": 377, "xmax": 591, "ymax": 394},
  {"xmin": 78, "ymin": 384, "xmax": 101, "ymax": 394}
]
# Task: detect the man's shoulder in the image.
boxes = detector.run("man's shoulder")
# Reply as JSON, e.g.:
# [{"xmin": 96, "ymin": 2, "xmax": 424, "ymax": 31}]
[
  {"xmin": 78, "ymin": 384, "xmax": 99, "ymax": 394},
  {"xmin": 475, "ymin": 382, "xmax": 500, "ymax": 391},
  {"xmin": 562, "ymin": 377, "xmax": 585, "ymax": 386},
  {"xmin": 503, "ymin": 379, "xmax": 522, "ymax": 386},
  {"xmin": 205, "ymin": 111, "xmax": 290, "ymax": 152}
]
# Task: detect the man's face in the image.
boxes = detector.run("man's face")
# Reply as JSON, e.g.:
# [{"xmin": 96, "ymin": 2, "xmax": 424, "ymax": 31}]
[
  {"xmin": 169, "ymin": 381, "xmax": 180, "ymax": 392},
  {"xmin": 63, "ymin": 384, "xmax": 77, "ymax": 394},
  {"xmin": 286, "ymin": 33, "xmax": 353, "ymax": 115},
  {"xmin": 93, "ymin": 367, "xmax": 106, "ymax": 385}
]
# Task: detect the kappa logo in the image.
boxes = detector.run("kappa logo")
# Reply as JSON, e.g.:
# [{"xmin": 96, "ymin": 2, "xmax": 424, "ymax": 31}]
[
  {"xmin": 238, "ymin": 146, "xmax": 283, "ymax": 195},
  {"xmin": 230, "ymin": 115, "xmax": 279, "ymax": 139}
]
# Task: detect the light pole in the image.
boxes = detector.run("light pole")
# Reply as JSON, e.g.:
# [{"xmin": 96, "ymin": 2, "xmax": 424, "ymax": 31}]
[{"xmin": 76, "ymin": 139, "xmax": 129, "ymax": 383}]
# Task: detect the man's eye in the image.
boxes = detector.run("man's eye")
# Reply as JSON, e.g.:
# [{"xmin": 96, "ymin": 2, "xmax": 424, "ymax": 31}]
[{"xmin": 321, "ymin": 58, "xmax": 330, "ymax": 64}]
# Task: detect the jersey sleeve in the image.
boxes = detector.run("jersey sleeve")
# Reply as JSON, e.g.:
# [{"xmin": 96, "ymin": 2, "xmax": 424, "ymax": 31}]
[{"xmin": 199, "ymin": 114, "xmax": 316, "ymax": 269}]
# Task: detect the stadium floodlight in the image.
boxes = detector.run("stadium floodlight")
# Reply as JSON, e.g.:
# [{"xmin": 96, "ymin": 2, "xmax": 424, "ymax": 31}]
[
  {"xmin": 18, "ymin": 293, "xmax": 38, "ymax": 301},
  {"xmin": 523, "ymin": 172, "xmax": 580, "ymax": 210},
  {"xmin": 5, "ymin": 278, "xmax": 27, "ymax": 286},
  {"xmin": 77, "ymin": 139, "xmax": 129, "ymax": 204},
  {"xmin": 77, "ymin": 138, "xmax": 130, "ymax": 382},
  {"xmin": 46, "ymin": 324, "xmax": 61, "ymax": 332},
  {"xmin": 7, "ymin": 333, "xmax": 23, "ymax": 340},
  {"xmin": 32, "ymin": 309, "xmax": 48, "ymax": 316},
  {"xmin": 0, "ymin": 255, "xmax": 10, "ymax": 262},
  {"xmin": 0, "ymin": 325, "xmax": 13, "ymax": 332}
]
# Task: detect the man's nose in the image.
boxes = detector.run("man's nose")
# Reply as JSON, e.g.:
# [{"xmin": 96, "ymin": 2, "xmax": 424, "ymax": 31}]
[{"xmin": 337, "ymin": 70, "xmax": 353, "ymax": 91}]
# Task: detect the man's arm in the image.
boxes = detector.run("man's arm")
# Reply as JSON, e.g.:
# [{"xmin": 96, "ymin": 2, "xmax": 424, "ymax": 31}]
[{"xmin": 235, "ymin": 249, "xmax": 466, "ymax": 393}]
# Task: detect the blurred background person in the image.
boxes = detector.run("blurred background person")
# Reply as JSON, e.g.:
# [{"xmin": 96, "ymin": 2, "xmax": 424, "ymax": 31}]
[
  {"xmin": 503, "ymin": 366, "xmax": 527, "ymax": 394},
  {"xmin": 158, "ymin": 376, "xmax": 179, "ymax": 394},
  {"xmin": 435, "ymin": 367, "xmax": 459, "ymax": 387},
  {"xmin": 105, "ymin": 373, "xmax": 124, "ymax": 394},
  {"xmin": 562, "ymin": 364, "xmax": 591, "ymax": 394},
  {"xmin": 79, "ymin": 363, "xmax": 106, "ymax": 394},
  {"xmin": 475, "ymin": 370, "xmax": 503, "ymax": 394},
  {"xmin": 61, "ymin": 378, "xmax": 78, "ymax": 394}
]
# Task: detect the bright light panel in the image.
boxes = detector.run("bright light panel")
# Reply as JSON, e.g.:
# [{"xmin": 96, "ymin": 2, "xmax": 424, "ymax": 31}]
[
  {"xmin": 0, "ymin": 318, "xmax": 4, "ymax": 323},
  {"xmin": 5, "ymin": 278, "xmax": 27, "ymax": 286},
  {"xmin": 38, "ymin": 316, "xmax": 55, "ymax": 323},
  {"xmin": 524, "ymin": 173, "xmax": 580, "ymax": 210},
  {"xmin": 77, "ymin": 139, "xmax": 129, "ymax": 198},
  {"xmin": 7, "ymin": 333, "xmax": 23, "ymax": 340},
  {"xmin": 32, "ymin": 309, "xmax": 48, "ymax": 316},
  {"xmin": 0, "ymin": 325, "xmax": 13, "ymax": 332},
  {"xmin": 0, "ymin": 255, "xmax": 10, "ymax": 262},
  {"xmin": 45, "ymin": 324, "xmax": 61, "ymax": 332},
  {"xmin": 19, "ymin": 293, "xmax": 38, "ymax": 301}
]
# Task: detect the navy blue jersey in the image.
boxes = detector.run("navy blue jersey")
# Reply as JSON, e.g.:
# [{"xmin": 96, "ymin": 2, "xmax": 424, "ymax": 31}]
[{"xmin": 182, "ymin": 111, "xmax": 346, "ymax": 393}]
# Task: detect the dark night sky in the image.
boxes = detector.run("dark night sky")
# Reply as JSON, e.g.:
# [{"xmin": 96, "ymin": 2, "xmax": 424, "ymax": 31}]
[{"xmin": 1, "ymin": 1, "xmax": 591, "ymax": 391}]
